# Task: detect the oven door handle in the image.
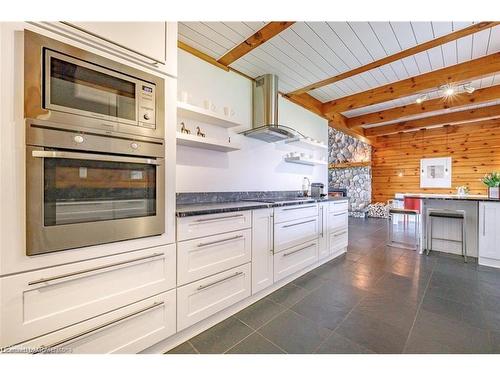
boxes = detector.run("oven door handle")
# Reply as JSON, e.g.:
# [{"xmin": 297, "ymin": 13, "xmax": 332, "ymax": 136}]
[{"xmin": 31, "ymin": 150, "xmax": 162, "ymax": 165}]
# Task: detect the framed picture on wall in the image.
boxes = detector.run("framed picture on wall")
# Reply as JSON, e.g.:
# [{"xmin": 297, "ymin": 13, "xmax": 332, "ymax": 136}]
[{"xmin": 420, "ymin": 157, "xmax": 452, "ymax": 188}]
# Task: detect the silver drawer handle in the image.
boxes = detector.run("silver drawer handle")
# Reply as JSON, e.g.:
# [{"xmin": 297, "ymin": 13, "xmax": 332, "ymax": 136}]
[
  {"xmin": 197, "ymin": 271, "xmax": 244, "ymax": 291},
  {"xmin": 333, "ymin": 212, "xmax": 347, "ymax": 217},
  {"xmin": 28, "ymin": 252, "xmax": 164, "ymax": 286},
  {"xmin": 195, "ymin": 214, "xmax": 244, "ymax": 223},
  {"xmin": 282, "ymin": 205, "xmax": 316, "ymax": 211},
  {"xmin": 283, "ymin": 243, "xmax": 315, "ymax": 257},
  {"xmin": 32, "ymin": 150, "xmax": 161, "ymax": 165},
  {"xmin": 334, "ymin": 230, "xmax": 348, "ymax": 237},
  {"xmin": 282, "ymin": 219, "xmax": 316, "ymax": 228},
  {"xmin": 197, "ymin": 235, "xmax": 244, "ymax": 248},
  {"xmin": 34, "ymin": 301, "xmax": 164, "ymax": 354}
]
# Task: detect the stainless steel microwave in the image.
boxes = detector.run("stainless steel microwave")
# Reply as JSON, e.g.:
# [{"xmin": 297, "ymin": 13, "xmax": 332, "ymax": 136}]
[{"xmin": 24, "ymin": 30, "xmax": 164, "ymax": 140}]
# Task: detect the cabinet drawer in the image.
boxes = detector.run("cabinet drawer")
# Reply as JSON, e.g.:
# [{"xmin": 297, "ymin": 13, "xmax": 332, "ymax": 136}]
[
  {"xmin": 274, "ymin": 204, "xmax": 318, "ymax": 224},
  {"xmin": 7, "ymin": 290, "xmax": 176, "ymax": 354},
  {"xmin": 318, "ymin": 203, "xmax": 329, "ymax": 259},
  {"xmin": 177, "ymin": 211, "xmax": 251, "ymax": 241},
  {"xmin": 329, "ymin": 228, "xmax": 349, "ymax": 254},
  {"xmin": 329, "ymin": 200, "xmax": 349, "ymax": 214},
  {"xmin": 177, "ymin": 229, "xmax": 251, "ymax": 286},
  {"xmin": 177, "ymin": 263, "xmax": 251, "ymax": 331},
  {"xmin": 0, "ymin": 245, "xmax": 175, "ymax": 347},
  {"xmin": 274, "ymin": 240, "xmax": 318, "ymax": 282},
  {"xmin": 328, "ymin": 211, "xmax": 348, "ymax": 232},
  {"xmin": 274, "ymin": 216, "xmax": 318, "ymax": 253}
]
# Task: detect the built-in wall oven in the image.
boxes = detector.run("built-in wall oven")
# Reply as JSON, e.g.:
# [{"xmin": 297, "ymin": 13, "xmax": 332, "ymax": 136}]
[{"xmin": 24, "ymin": 31, "xmax": 166, "ymax": 255}]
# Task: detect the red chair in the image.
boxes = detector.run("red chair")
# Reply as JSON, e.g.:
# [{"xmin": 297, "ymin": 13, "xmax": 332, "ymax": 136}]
[{"xmin": 403, "ymin": 197, "xmax": 421, "ymax": 228}]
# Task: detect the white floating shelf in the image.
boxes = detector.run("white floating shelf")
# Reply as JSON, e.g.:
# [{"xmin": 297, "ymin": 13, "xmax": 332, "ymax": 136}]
[
  {"xmin": 177, "ymin": 102, "xmax": 241, "ymax": 128},
  {"xmin": 284, "ymin": 156, "xmax": 328, "ymax": 166},
  {"xmin": 176, "ymin": 132, "xmax": 240, "ymax": 152},
  {"xmin": 285, "ymin": 137, "xmax": 328, "ymax": 150}
]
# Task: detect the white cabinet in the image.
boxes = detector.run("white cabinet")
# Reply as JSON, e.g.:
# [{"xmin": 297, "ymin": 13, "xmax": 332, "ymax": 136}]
[
  {"xmin": 252, "ymin": 209, "xmax": 274, "ymax": 294},
  {"xmin": 274, "ymin": 216, "xmax": 319, "ymax": 253},
  {"xmin": 329, "ymin": 228, "xmax": 349, "ymax": 255},
  {"xmin": 318, "ymin": 202, "xmax": 329, "ymax": 259},
  {"xmin": 177, "ymin": 211, "xmax": 252, "ymax": 241},
  {"xmin": 479, "ymin": 202, "xmax": 500, "ymax": 266},
  {"xmin": 274, "ymin": 203, "xmax": 318, "ymax": 223},
  {"xmin": 274, "ymin": 240, "xmax": 318, "ymax": 282},
  {"xmin": 177, "ymin": 229, "xmax": 251, "ymax": 286},
  {"xmin": 177, "ymin": 263, "xmax": 251, "ymax": 331},
  {"xmin": 0, "ymin": 245, "xmax": 176, "ymax": 347},
  {"xmin": 67, "ymin": 22, "xmax": 167, "ymax": 64},
  {"xmin": 7, "ymin": 290, "xmax": 176, "ymax": 354}
]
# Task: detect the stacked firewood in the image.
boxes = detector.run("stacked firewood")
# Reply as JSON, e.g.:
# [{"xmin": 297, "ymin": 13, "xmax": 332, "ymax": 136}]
[{"xmin": 367, "ymin": 202, "xmax": 391, "ymax": 219}]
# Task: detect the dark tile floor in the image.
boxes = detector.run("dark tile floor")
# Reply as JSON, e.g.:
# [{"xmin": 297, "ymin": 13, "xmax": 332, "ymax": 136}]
[{"xmin": 167, "ymin": 217, "xmax": 500, "ymax": 354}]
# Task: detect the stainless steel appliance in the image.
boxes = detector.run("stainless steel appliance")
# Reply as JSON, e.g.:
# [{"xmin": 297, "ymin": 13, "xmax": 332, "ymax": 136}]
[
  {"xmin": 241, "ymin": 74, "xmax": 303, "ymax": 142},
  {"xmin": 25, "ymin": 119, "xmax": 165, "ymax": 255},
  {"xmin": 329, "ymin": 188, "xmax": 348, "ymax": 198},
  {"xmin": 311, "ymin": 183, "xmax": 325, "ymax": 198},
  {"xmin": 24, "ymin": 30, "xmax": 164, "ymax": 140}
]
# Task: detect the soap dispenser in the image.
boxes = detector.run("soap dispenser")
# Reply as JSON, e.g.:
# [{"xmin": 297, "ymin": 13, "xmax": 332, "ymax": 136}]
[{"xmin": 302, "ymin": 177, "xmax": 311, "ymax": 197}]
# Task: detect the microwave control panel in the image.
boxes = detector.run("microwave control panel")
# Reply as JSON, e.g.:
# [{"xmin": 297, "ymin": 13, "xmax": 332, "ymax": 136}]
[{"xmin": 138, "ymin": 83, "xmax": 156, "ymax": 128}]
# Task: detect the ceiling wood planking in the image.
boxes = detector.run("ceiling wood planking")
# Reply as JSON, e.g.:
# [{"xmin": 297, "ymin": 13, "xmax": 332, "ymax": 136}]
[
  {"xmin": 178, "ymin": 23, "xmax": 228, "ymax": 58},
  {"xmin": 364, "ymin": 104, "xmax": 500, "ymax": 136},
  {"xmin": 217, "ymin": 22, "xmax": 295, "ymax": 66},
  {"xmin": 288, "ymin": 22, "xmax": 498, "ymax": 96},
  {"xmin": 178, "ymin": 41, "xmax": 230, "ymax": 71},
  {"xmin": 322, "ymin": 52, "xmax": 500, "ymax": 115},
  {"xmin": 347, "ymin": 84, "xmax": 500, "ymax": 128}
]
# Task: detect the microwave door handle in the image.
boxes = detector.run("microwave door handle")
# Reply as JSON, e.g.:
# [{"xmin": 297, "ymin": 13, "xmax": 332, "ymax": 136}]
[{"xmin": 31, "ymin": 150, "xmax": 162, "ymax": 165}]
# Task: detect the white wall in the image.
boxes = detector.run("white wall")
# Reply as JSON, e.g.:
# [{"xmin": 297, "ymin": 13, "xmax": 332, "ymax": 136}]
[{"xmin": 176, "ymin": 49, "xmax": 328, "ymax": 193}]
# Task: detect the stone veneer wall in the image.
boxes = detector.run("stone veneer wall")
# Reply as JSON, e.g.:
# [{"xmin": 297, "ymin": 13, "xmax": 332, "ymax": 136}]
[{"xmin": 328, "ymin": 128, "xmax": 372, "ymax": 214}]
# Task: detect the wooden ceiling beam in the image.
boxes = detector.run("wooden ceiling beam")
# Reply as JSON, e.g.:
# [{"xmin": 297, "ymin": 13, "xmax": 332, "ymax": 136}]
[
  {"xmin": 323, "ymin": 52, "xmax": 500, "ymax": 115},
  {"xmin": 288, "ymin": 22, "xmax": 499, "ymax": 96},
  {"xmin": 328, "ymin": 113, "xmax": 372, "ymax": 144},
  {"xmin": 178, "ymin": 41, "xmax": 229, "ymax": 71},
  {"xmin": 217, "ymin": 22, "xmax": 295, "ymax": 66},
  {"xmin": 347, "ymin": 84, "xmax": 500, "ymax": 128},
  {"xmin": 365, "ymin": 104, "xmax": 500, "ymax": 137}
]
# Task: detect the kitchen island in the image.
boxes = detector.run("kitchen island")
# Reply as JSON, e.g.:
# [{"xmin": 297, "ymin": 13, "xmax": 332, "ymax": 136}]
[{"xmin": 403, "ymin": 193, "xmax": 500, "ymax": 268}]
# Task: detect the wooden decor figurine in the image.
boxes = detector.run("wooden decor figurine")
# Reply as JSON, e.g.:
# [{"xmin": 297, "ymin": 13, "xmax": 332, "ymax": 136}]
[
  {"xmin": 196, "ymin": 126, "xmax": 206, "ymax": 137},
  {"xmin": 180, "ymin": 122, "xmax": 191, "ymax": 134}
]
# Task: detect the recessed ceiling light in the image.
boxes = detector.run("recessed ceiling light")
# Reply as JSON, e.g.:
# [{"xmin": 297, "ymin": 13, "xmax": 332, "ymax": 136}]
[
  {"xmin": 443, "ymin": 86, "xmax": 455, "ymax": 97},
  {"xmin": 416, "ymin": 94, "xmax": 428, "ymax": 104}
]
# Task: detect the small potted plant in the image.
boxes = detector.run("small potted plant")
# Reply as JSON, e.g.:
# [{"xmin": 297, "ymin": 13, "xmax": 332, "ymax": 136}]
[
  {"xmin": 456, "ymin": 185, "xmax": 469, "ymax": 197},
  {"xmin": 481, "ymin": 172, "xmax": 500, "ymax": 199}
]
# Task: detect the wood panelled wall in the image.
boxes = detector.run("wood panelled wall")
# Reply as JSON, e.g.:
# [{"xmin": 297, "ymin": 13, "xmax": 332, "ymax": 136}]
[{"xmin": 371, "ymin": 119, "xmax": 500, "ymax": 203}]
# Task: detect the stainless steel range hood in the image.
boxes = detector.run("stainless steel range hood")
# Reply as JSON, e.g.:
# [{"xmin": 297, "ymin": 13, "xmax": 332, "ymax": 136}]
[{"xmin": 241, "ymin": 74, "xmax": 302, "ymax": 143}]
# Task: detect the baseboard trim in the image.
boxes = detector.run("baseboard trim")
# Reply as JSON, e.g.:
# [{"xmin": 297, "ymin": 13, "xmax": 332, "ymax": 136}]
[{"xmin": 140, "ymin": 248, "xmax": 347, "ymax": 354}]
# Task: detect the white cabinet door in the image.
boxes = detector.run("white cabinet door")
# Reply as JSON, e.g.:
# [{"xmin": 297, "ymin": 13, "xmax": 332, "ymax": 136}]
[
  {"xmin": 328, "ymin": 211, "xmax": 348, "ymax": 232},
  {"xmin": 274, "ymin": 204, "xmax": 318, "ymax": 223},
  {"xmin": 177, "ymin": 263, "xmax": 251, "ymax": 331},
  {"xmin": 177, "ymin": 211, "xmax": 252, "ymax": 241},
  {"xmin": 479, "ymin": 202, "xmax": 500, "ymax": 260},
  {"xmin": 318, "ymin": 203, "xmax": 329, "ymax": 259},
  {"xmin": 274, "ymin": 240, "xmax": 318, "ymax": 282},
  {"xmin": 177, "ymin": 229, "xmax": 251, "ymax": 286},
  {"xmin": 274, "ymin": 216, "xmax": 319, "ymax": 253},
  {"xmin": 0, "ymin": 244, "xmax": 176, "ymax": 347},
  {"xmin": 329, "ymin": 228, "xmax": 349, "ymax": 255},
  {"xmin": 252, "ymin": 209, "xmax": 274, "ymax": 294},
  {"xmin": 7, "ymin": 290, "xmax": 176, "ymax": 354},
  {"xmin": 68, "ymin": 22, "xmax": 167, "ymax": 64}
]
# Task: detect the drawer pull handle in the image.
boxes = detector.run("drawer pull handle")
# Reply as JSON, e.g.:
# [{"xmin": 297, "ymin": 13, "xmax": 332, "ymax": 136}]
[
  {"xmin": 33, "ymin": 301, "xmax": 164, "ymax": 354},
  {"xmin": 27, "ymin": 252, "xmax": 164, "ymax": 286},
  {"xmin": 282, "ymin": 205, "xmax": 315, "ymax": 211},
  {"xmin": 283, "ymin": 243, "xmax": 316, "ymax": 257},
  {"xmin": 195, "ymin": 214, "xmax": 244, "ymax": 223},
  {"xmin": 334, "ymin": 230, "xmax": 348, "ymax": 237},
  {"xmin": 197, "ymin": 271, "xmax": 244, "ymax": 291},
  {"xmin": 282, "ymin": 219, "xmax": 316, "ymax": 228},
  {"xmin": 333, "ymin": 212, "xmax": 347, "ymax": 217},
  {"xmin": 197, "ymin": 235, "xmax": 244, "ymax": 248}
]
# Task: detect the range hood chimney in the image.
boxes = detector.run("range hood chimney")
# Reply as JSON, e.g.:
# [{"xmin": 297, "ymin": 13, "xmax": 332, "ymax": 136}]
[{"xmin": 241, "ymin": 74, "xmax": 302, "ymax": 143}]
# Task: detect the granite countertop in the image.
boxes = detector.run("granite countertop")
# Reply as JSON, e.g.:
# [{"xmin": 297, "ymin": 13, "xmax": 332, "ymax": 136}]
[
  {"xmin": 176, "ymin": 196, "xmax": 348, "ymax": 217},
  {"xmin": 403, "ymin": 193, "xmax": 500, "ymax": 202}
]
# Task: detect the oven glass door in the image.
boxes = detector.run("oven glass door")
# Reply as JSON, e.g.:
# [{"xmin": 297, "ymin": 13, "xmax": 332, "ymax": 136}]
[
  {"xmin": 41, "ymin": 151, "xmax": 157, "ymax": 226},
  {"xmin": 45, "ymin": 50, "xmax": 138, "ymax": 125}
]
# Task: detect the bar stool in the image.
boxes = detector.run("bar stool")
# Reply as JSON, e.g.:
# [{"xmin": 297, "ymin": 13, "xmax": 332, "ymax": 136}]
[
  {"xmin": 387, "ymin": 208, "xmax": 420, "ymax": 250},
  {"xmin": 426, "ymin": 209, "xmax": 467, "ymax": 263}
]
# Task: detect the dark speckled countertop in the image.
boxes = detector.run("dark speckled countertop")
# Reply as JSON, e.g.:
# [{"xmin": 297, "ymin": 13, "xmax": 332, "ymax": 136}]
[{"xmin": 176, "ymin": 197, "xmax": 348, "ymax": 217}]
